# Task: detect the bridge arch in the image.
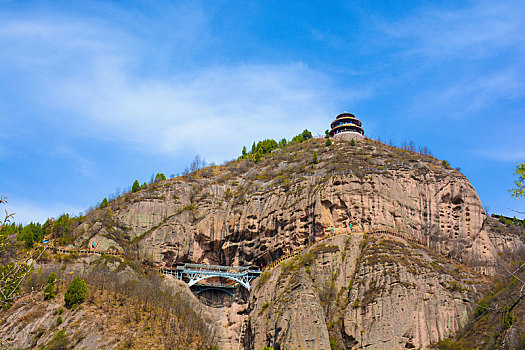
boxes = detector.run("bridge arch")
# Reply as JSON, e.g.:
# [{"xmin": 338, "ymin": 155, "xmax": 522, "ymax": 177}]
[{"xmin": 188, "ymin": 275, "xmax": 251, "ymax": 291}]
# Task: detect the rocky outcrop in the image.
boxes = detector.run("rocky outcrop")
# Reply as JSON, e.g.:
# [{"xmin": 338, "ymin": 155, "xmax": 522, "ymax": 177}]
[
  {"xmin": 74, "ymin": 138, "xmax": 524, "ymax": 276},
  {"xmin": 63, "ymin": 137, "xmax": 524, "ymax": 349},
  {"xmin": 246, "ymin": 233, "xmax": 484, "ymax": 350}
]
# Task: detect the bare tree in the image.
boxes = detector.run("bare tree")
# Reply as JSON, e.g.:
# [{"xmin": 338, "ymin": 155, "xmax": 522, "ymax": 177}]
[
  {"xmin": 0, "ymin": 195, "xmax": 14, "ymax": 229},
  {"xmin": 0, "ymin": 195, "xmax": 50, "ymax": 308},
  {"xmin": 190, "ymin": 155, "xmax": 206, "ymax": 172}
]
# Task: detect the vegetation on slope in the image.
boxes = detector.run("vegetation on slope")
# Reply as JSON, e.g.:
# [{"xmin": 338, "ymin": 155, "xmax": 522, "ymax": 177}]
[
  {"xmin": 240, "ymin": 129, "xmax": 313, "ymax": 163},
  {"xmin": 1, "ymin": 261, "xmax": 216, "ymax": 349},
  {"xmin": 434, "ymin": 271, "xmax": 525, "ymax": 349}
]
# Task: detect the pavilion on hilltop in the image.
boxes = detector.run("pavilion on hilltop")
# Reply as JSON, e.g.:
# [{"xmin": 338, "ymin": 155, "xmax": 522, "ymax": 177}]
[{"xmin": 329, "ymin": 112, "xmax": 364, "ymax": 141}]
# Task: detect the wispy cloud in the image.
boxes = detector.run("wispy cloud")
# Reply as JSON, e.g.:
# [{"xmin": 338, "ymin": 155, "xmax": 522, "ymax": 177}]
[
  {"xmin": 377, "ymin": 0, "xmax": 525, "ymax": 59},
  {"xmin": 368, "ymin": 0, "xmax": 525, "ymax": 119},
  {"xmin": 475, "ymin": 149, "xmax": 525, "ymax": 162},
  {"xmin": 55, "ymin": 62, "xmax": 363, "ymax": 159},
  {"xmin": 54, "ymin": 145, "xmax": 95, "ymax": 177},
  {"xmin": 0, "ymin": 15, "xmax": 368, "ymax": 161},
  {"xmin": 410, "ymin": 69, "xmax": 525, "ymax": 118}
]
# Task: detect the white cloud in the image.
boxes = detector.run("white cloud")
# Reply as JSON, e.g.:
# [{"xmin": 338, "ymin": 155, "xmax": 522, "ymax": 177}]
[
  {"xmin": 410, "ymin": 69, "xmax": 525, "ymax": 117},
  {"xmin": 369, "ymin": 0, "xmax": 525, "ymax": 119},
  {"xmin": 54, "ymin": 62, "xmax": 362, "ymax": 161},
  {"xmin": 378, "ymin": 0, "xmax": 525, "ymax": 58},
  {"xmin": 1, "ymin": 15, "xmax": 369, "ymax": 162},
  {"xmin": 475, "ymin": 149, "xmax": 525, "ymax": 162}
]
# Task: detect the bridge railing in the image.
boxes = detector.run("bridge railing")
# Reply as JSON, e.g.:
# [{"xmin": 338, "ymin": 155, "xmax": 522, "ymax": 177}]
[{"xmin": 182, "ymin": 263, "xmax": 251, "ymax": 273}]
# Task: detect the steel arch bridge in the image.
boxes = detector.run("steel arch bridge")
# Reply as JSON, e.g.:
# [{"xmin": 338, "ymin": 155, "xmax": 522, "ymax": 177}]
[{"xmin": 161, "ymin": 263, "xmax": 261, "ymax": 291}]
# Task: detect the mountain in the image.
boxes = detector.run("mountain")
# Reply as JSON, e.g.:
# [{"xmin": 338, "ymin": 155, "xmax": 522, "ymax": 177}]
[{"xmin": 1, "ymin": 136, "xmax": 524, "ymax": 349}]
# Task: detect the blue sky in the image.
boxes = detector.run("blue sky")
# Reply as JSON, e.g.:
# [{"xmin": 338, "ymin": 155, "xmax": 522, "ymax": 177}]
[{"xmin": 1, "ymin": 0, "xmax": 524, "ymax": 224}]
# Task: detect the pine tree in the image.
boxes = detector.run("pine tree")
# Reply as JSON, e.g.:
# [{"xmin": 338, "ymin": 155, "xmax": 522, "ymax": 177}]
[
  {"xmin": 255, "ymin": 149, "xmax": 262, "ymax": 163},
  {"xmin": 64, "ymin": 276, "xmax": 87, "ymax": 308},
  {"xmin": 100, "ymin": 198, "xmax": 108, "ymax": 208},
  {"xmin": 302, "ymin": 129, "xmax": 312, "ymax": 140},
  {"xmin": 313, "ymin": 151, "xmax": 318, "ymax": 164},
  {"xmin": 155, "ymin": 173, "xmax": 166, "ymax": 183},
  {"xmin": 132, "ymin": 180, "xmax": 140, "ymax": 192},
  {"xmin": 44, "ymin": 272, "xmax": 57, "ymax": 300},
  {"xmin": 19, "ymin": 226, "xmax": 34, "ymax": 248},
  {"xmin": 242, "ymin": 146, "xmax": 247, "ymax": 158},
  {"xmin": 325, "ymin": 139, "xmax": 332, "ymax": 146}
]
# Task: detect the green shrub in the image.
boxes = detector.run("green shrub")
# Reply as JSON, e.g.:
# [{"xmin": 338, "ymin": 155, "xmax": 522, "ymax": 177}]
[
  {"xmin": 64, "ymin": 276, "xmax": 87, "ymax": 309},
  {"xmin": 351, "ymin": 298, "xmax": 360, "ymax": 308},
  {"xmin": 330, "ymin": 337, "xmax": 341, "ymax": 350},
  {"xmin": 325, "ymin": 138, "xmax": 332, "ymax": 146},
  {"xmin": 442, "ymin": 160, "xmax": 450, "ymax": 168},
  {"xmin": 47, "ymin": 329, "xmax": 69, "ymax": 350},
  {"xmin": 298, "ymin": 252, "xmax": 315, "ymax": 267},
  {"xmin": 56, "ymin": 315, "xmax": 62, "ymax": 325},
  {"xmin": 435, "ymin": 338, "xmax": 461, "ymax": 349},
  {"xmin": 474, "ymin": 299, "xmax": 489, "ymax": 318},
  {"xmin": 313, "ymin": 151, "xmax": 318, "ymax": 164},
  {"xmin": 502, "ymin": 305, "xmax": 513, "ymax": 330},
  {"xmin": 258, "ymin": 272, "xmax": 270, "ymax": 286},
  {"xmin": 350, "ymin": 139, "xmax": 356, "ymax": 146},
  {"xmin": 44, "ymin": 272, "xmax": 57, "ymax": 300}
]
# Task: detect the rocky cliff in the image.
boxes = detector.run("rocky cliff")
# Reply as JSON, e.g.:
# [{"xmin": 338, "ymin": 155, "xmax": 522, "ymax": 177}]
[
  {"xmin": 79, "ymin": 137, "xmax": 523, "ymax": 276},
  {"xmin": 3, "ymin": 137, "xmax": 524, "ymax": 349}
]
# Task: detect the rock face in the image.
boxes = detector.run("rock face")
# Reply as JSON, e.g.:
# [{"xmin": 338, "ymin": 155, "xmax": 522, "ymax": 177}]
[
  {"xmin": 246, "ymin": 233, "xmax": 482, "ymax": 350},
  {"xmin": 69, "ymin": 137, "xmax": 524, "ymax": 349},
  {"xmin": 77, "ymin": 138, "xmax": 522, "ymax": 274}
]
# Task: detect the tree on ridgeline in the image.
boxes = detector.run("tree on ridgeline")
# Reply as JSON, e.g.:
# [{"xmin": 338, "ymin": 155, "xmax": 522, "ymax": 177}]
[
  {"xmin": 154, "ymin": 173, "xmax": 167, "ymax": 183},
  {"xmin": 17, "ymin": 222, "xmax": 43, "ymax": 248},
  {"xmin": 132, "ymin": 180, "xmax": 140, "ymax": 192},
  {"xmin": 190, "ymin": 155, "xmax": 206, "ymax": 172},
  {"xmin": 291, "ymin": 129, "xmax": 312, "ymax": 144},
  {"xmin": 100, "ymin": 198, "xmax": 108, "ymax": 208},
  {"xmin": 302, "ymin": 129, "xmax": 312, "ymax": 140},
  {"xmin": 255, "ymin": 149, "xmax": 262, "ymax": 163}
]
